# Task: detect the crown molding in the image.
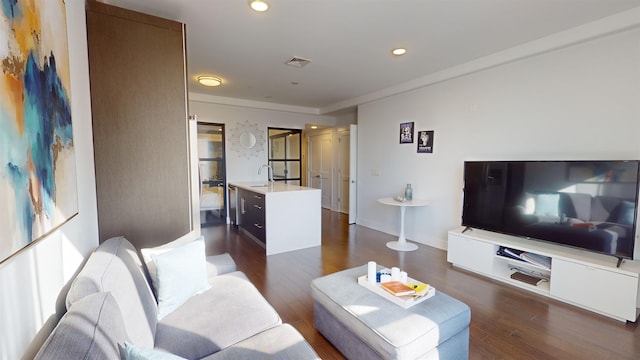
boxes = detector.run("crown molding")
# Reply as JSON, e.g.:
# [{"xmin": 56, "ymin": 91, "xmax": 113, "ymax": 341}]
[
  {"xmin": 188, "ymin": 93, "xmax": 321, "ymax": 115},
  {"xmin": 319, "ymin": 7, "xmax": 640, "ymax": 114}
]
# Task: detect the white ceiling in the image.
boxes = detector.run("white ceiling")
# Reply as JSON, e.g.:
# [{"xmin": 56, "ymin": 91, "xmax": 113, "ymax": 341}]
[{"xmin": 99, "ymin": 0, "xmax": 640, "ymax": 113}]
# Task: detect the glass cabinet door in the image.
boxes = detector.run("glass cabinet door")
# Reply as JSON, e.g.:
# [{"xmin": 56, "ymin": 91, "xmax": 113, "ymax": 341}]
[
  {"xmin": 268, "ymin": 128, "xmax": 302, "ymax": 185},
  {"xmin": 197, "ymin": 123, "xmax": 226, "ymax": 226}
]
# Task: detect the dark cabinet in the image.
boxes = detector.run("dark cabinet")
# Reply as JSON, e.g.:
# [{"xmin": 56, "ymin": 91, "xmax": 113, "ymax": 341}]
[{"xmin": 238, "ymin": 189, "xmax": 266, "ymax": 244}]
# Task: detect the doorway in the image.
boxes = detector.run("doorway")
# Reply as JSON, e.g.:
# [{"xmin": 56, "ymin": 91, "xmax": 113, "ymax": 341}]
[
  {"xmin": 197, "ymin": 123, "xmax": 226, "ymax": 226},
  {"xmin": 308, "ymin": 131, "xmax": 333, "ymax": 209},
  {"xmin": 307, "ymin": 125, "xmax": 357, "ymax": 220}
]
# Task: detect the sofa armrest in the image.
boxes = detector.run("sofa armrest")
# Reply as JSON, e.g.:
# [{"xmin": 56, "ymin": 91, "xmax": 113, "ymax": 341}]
[{"xmin": 206, "ymin": 253, "xmax": 237, "ymax": 278}]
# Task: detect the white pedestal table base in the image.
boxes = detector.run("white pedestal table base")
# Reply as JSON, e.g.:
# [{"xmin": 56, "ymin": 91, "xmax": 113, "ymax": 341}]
[{"xmin": 377, "ymin": 198, "xmax": 430, "ymax": 252}]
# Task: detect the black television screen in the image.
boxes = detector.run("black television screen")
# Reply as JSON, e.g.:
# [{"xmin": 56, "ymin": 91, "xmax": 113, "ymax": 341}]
[{"xmin": 462, "ymin": 160, "xmax": 640, "ymax": 261}]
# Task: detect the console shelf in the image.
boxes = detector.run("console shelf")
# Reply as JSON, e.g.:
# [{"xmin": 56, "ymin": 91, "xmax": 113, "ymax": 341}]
[
  {"xmin": 447, "ymin": 227, "xmax": 640, "ymax": 322},
  {"xmin": 493, "ymin": 255, "xmax": 551, "ymax": 293}
]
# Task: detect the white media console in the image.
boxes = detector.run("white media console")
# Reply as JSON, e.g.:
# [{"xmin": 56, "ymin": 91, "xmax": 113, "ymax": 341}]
[{"xmin": 447, "ymin": 227, "xmax": 640, "ymax": 322}]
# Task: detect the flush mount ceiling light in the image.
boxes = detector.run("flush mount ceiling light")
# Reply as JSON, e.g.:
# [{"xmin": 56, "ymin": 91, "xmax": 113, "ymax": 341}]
[
  {"xmin": 250, "ymin": 0, "xmax": 269, "ymax": 12},
  {"xmin": 285, "ymin": 56, "xmax": 312, "ymax": 68},
  {"xmin": 392, "ymin": 48, "xmax": 407, "ymax": 56},
  {"xmin": 197, "ymin": 76, "xmax": 222, "ymax": 87}
]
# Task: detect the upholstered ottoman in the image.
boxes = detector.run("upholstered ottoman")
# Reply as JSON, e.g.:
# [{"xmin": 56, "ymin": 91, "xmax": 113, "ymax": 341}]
[{"xmin": 311, "ymin": 265, "xmax": 470, "ymax": 359}]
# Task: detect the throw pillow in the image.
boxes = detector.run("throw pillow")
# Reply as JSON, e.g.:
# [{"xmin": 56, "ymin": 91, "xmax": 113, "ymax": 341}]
[
  {"xmin": 123, "ymin": 342, "xmax": 186, "ymax": 360},
  {"xmin": 534, "ymin": 193, "xmax": 560, "ymax": 217},
  {"xmin": 141, "ymin": 234, "xmax": 200, "ymax": 294},
  {"xmin": 151, "ymin": 237, "xmax": 211, "ymax": 319}
]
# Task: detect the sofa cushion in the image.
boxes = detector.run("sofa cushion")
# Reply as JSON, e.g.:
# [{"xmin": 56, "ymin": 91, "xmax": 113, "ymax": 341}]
[
  {"xmin": 123, "ymin": 342, "xmax": 187, "ymax": 360},
  {"xmin": 34, "ymin": 292, "xmax": 128, "ymax": 360},
  {"xmin": 66, "ymin": 236, "xmax": 158, "ymax": 348},
  {"xmin": 152, "ymin": 237, "xmax": 211, "ymax": 319},
  {"xmin": 202, "ymin": 324, "xmax": 320, "ymax": 360},
  {"xmin": 154, "ymin": 271, "xmax": 282, "ymax": 359}
]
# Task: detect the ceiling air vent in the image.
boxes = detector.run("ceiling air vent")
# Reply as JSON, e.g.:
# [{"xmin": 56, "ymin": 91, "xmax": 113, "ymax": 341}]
[{"xmin": 285, "ymin": 57, "xmax": 312, "ymax": 68}]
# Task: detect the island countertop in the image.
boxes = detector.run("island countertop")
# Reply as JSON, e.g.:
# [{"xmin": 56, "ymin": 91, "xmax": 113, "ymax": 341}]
[
  {"xmin": 230, "ymin": 181, "xmax": 318, "ymax": 194},
  {"xmin": 230, "ymin": 181, "xmax": 321, "ymax": 255}
]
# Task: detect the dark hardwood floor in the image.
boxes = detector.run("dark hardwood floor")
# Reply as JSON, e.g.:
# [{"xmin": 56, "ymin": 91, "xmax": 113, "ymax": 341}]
[{"xmin": 201, "ymin": 209, "xmax": 639, "ymax": 359}]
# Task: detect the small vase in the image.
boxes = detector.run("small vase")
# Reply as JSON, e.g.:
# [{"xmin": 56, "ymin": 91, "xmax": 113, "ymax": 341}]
[{"xmin": 404, "ymin": 184, "xmax": 413, "ymax": 201}]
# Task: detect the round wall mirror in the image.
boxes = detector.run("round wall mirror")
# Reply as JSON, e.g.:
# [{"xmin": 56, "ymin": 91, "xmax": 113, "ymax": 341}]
[{"xmin": 239, "ymin": 131, "xmax": 257, "ymax": 149}]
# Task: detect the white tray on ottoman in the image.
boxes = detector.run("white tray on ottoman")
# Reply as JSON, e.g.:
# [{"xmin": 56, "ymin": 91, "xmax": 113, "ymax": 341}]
[
  {"xmin": 311, "ymin": 265, "xmax": 471, "ymax": 360},
  {"xmin": 357, "ymin": 272, "xmax": 436, "ymax": 309}
]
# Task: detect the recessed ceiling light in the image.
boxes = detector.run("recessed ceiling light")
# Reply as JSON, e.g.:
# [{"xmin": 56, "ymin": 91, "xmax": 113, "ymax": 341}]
[
  {"xmin": 250, "ymin": 0, "xmax": 269, "ymax": 12},
  {"xmin": 197, "ymin": 76, "xmax": 222, "ymax": 87},
  {"xmin": 392, "ymin": 48, "xmax": 407, "ymax": 56}
]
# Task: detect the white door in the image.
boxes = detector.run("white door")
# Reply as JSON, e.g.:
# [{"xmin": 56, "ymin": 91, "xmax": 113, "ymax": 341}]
[
  {"xmin": 337, "ymin": 130, "xmax": 350, "ymax": 214},
  {"xmin": 308, "ymin": 132, "xmax": 332, "ymax": 209},
  {"xmin": 349, "ymin": 124, "xmax": 357, "ymax": 224},
  {"xmin": 188, "ymin": 117, "xmax": 201, "ymax": 234}
]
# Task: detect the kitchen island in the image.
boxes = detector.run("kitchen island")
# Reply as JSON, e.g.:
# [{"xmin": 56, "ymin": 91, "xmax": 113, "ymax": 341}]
[{"xmin": 229, "ymin": 182, "xmax": 322, "ymax": 255}]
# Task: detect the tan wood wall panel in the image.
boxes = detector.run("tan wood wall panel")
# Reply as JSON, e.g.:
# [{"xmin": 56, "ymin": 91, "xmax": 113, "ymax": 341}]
[{"xmin": 87, "ymin": 1, "xmax": 191, "ymax": 248}]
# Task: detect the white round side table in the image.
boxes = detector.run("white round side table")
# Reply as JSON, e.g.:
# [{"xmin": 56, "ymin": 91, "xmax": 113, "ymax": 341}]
[{"xmin": 377, "ymin": 197, "xmax": 430, "ymax": 251}]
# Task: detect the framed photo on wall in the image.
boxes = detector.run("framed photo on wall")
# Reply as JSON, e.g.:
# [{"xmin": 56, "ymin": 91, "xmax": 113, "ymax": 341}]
[
  {"xmin": 399, "ymin": 122, "xmax": 414, "ymax": 143},
  {"xmin": 417, "ymin": 130, "xmax": 434, "ymax": 153}
]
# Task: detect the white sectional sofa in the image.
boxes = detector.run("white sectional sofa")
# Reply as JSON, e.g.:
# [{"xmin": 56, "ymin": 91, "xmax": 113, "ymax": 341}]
[{"xmin": 34, "ymin": 236, "xmax": 319, "ymax": 359}]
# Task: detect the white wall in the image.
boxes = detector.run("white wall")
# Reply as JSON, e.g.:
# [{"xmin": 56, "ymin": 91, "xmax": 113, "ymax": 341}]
[
  {"xmin": 332, "ymin": 108, "xmax": 358, "ymax": 128},
  {"xmin": 1, "ymin": 5, "xmax": 637, "ymax": 357},
  {"xmin": 356, "ymin": 28, "xmax": 640, "ymax": 254},
  {"xmin": 0, "ymin": 1, "xmax": 98, "ymax": 358},
  {"xmin": 188, "ymin": 100, "xmax": 336, "ymax": 183}
]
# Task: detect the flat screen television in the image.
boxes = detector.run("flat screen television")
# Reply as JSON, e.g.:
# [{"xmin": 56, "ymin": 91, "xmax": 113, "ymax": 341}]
[{"xmin": 462, "ymin": 160, "xmax": 640, "ymax": 264}]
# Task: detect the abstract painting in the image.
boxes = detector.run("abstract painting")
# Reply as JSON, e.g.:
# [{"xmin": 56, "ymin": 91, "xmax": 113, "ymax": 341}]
[{"xmin": 0, "ymin": 0, "xmax": 77, "ymax": 264}]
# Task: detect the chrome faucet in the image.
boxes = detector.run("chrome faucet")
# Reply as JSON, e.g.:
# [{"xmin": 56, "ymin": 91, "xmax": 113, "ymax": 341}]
[{"xmin": 258, "ymin": 164, "xmax": 275, "ymax": 183}]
